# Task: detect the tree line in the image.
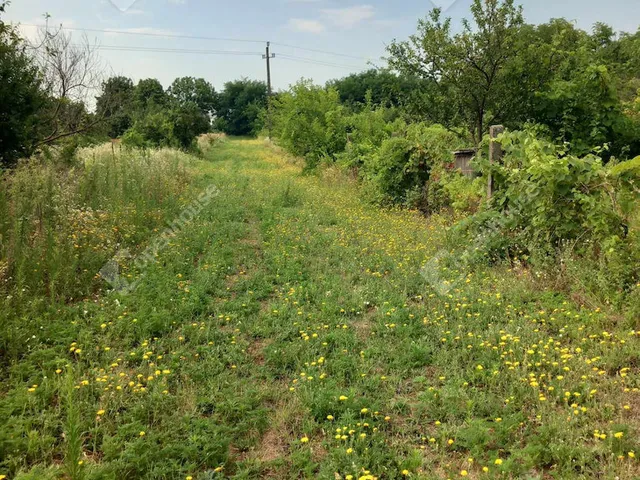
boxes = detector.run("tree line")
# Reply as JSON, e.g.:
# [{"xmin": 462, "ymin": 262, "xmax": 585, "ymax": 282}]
[
  {"xmin": 0, "ymin": 2, "xmax": 267, "ymax": 167},
  {"xmin": 97, "ymin": 76, "xmax": 267, "ymax": 151},
  {"xmin": 2, "ymin": 0, "xmax": 640, "ymax": 167},
  {"xmin": 328, "ymin": 0, "xmax": 640, "ymax": 159}
]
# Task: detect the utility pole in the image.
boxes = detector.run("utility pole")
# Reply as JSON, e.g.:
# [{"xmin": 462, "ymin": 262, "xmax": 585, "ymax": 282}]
[
  {"xmin": 263, "ymin": 42, "xmax": 275, "ymax": 137},
  {"xmin": 264, "ymin": 41, "xmax": 274, "ymax": 95}
]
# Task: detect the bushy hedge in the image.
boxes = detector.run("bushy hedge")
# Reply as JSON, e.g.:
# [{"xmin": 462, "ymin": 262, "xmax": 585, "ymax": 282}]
[
  {"xmin": 490, "ymin": 130, "xmax": 637, "ymax": 247},
  {"xmin": 270, "ymin": 82, "xmax": 479, "ymax": 211},
  {"xmin": 269, "ymin": 80, "xmax": 639, "ymax": 310},
  {"xmin": 271, "ymin": 81, "xmax": 347, "ymax": 168}
]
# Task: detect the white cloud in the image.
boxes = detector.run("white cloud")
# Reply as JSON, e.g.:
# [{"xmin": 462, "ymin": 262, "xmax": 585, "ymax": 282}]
[
  {"xmin": 321, "ymin": 5, "xmax": 375, "ymax": 29},
  {"xmin": 288, "ymin": 18, "xmax": 326, "ymax": 34}
]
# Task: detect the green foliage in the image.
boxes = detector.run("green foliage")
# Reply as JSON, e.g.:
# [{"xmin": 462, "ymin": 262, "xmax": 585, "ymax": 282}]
[
  {"xmin": 388, "ymin": 0, "xmax": 524, "ymax": 143},
  {"xmin": 610, "ymin": 155, "xmax": 640, "ymax": 180},
  {"xmin": 361, "ymin": 124, "xmax": 462, "ymax": 208},
  {"xmin": 97, "ymin": 76, "xmax": 214, "ymax": 149},
  {"xmin": 168, "ymin": 76, "xmax": 216, "ymax": 117},
  {"xmin": 95, "ymin": 76, "xmax": 135, "ymax": 138},
  {"xmin": 534, "ymin": 65, "xmax": 637, "ymax": 157},
  {"xmin": 126, "ymin": 109, "xmax": 175, "ymax": 148},
  {"xmin": 0, "ymin": 8, "xmax": 45, "ymax": 167},
  {"xmin": 388, "ymin": 1, "xmax": 640, "ymax": 157},
  {"xmin": 121, "ymin": 128, "xmax": 149, "ymax": 149},
  {"xmin": 214, "ymin": 78, "xmax": 267, "ymax": 136},
  {"xmin": 490, "ymin": 130, "xmax": 627, "ymax": 246},
  {"xmin": 336, "ymin": 106, "xmax": 405, "ymax": 170},
  {"xmin": 271, "ymin": 80, "xmax": 347, "ymax": 167},
  {"xmin": 328, "ymin": 69, "xmax": 429, "ymax": 108},
  {"xmin": 170, "ymin": 102, "xmax": 211, "ymax": 150},
  {"xmin": 134, "ymin": 78, "xmax": 167, "ymax": 112}
]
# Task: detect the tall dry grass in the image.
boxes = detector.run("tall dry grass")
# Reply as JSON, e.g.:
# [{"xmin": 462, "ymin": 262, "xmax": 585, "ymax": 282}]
[{"xmin": 0, "ymin": 144, "xmax": 194, "ymax": 301}]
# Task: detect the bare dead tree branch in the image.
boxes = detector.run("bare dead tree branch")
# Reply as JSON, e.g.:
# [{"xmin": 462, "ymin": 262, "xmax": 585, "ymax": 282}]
[{"xmin": 27, "ymin": 24, "xmax": 108, "ymax": 147}]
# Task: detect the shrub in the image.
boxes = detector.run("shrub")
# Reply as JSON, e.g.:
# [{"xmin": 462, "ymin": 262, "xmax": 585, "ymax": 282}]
[
  {"xmin": 360, "ymin": 123, "xmax": 462, "ymax": 209},
  {"xmin": 455, "ymin": 130, "xmax": 640, "ymax": 307},
  {"xmin": 490, "ymin": 130, "xmax": 627, "ymax": 247},
  {"xmin": 271, "ymin": 81, "xmax": 347, "ymax": 168},
  {"xmin": 197, "ymin": 133, "xmax": 227, "ymax": 154},
  {"xmin": 336, "ymin": 107, "xmax": 405, "ymax": 171}
]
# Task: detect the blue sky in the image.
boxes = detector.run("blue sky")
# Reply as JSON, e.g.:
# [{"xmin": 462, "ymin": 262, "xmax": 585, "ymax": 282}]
[{"xmin": 5, "ymin": 0, "xmax": 640, "ymax": 93}]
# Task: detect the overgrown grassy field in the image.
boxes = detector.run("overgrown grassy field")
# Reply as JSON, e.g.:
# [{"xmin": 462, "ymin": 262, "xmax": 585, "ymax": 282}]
[{"xmin": 1, "ymin": 139, "xmax": 639, "ymax": 480}]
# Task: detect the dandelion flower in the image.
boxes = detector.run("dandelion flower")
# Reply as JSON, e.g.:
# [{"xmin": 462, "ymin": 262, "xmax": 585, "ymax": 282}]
[
  {"xmin": 494, "ymin": 459, "xmax": 503, "ymax": 465},
  {"xmin": 300, "ymin": 436, "xmax": 309, "ymax": 443}
]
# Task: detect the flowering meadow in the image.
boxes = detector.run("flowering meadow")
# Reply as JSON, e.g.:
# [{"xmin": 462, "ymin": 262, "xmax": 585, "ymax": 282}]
[{"xmin": 1, "ymin": 139, "xmax": 639, "ymax": 479}]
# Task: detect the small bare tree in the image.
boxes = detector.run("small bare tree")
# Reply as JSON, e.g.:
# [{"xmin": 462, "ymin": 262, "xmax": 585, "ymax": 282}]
[{"xmin": 28, "ymin": 21, "xmax": 107, "ymax": 146}]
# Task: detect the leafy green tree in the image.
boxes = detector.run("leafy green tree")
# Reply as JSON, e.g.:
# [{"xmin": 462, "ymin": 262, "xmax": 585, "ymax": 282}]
[
  {"xmin": 168, "ymin": 77, "xmax": 216, "ymax": 117},
  {"xmin": 134, "ymin": 78, "xmax": 167, "ymax": 112},
  {"xmin": 170, "ymin": 102, "xmax": 211, "ymax": 149},
  {"xmin": 96, "ymin": 76, "xmax": 134, "ymax": 138},
  {"xmin": 388, "ymin": 0, "xmax": 525, "ymax": 143},
  {"xmin": 214, "ymin": 79, "xmax": 267, "ymax": 135},
  {"xmin": 0, "ymin": 3, "xmax": 45, "ymax": 167},
  {"xmin": 328, "ymin": 69, "xmax": 430, "ymax": 108},
  {"xmin": 535, "ymin": 65, "xmax": 637, "ymax": 157}
]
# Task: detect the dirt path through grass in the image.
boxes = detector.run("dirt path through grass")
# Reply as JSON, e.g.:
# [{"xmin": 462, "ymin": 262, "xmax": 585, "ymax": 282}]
[{"xmin": 2, "ymin": 138, "xmax": 639, "ymax": 480}]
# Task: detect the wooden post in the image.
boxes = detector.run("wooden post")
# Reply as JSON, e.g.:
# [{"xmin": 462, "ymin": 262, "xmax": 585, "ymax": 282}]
[{"xmin": 487, "ymin": 125, "xmax": 504, "ymax": 200}]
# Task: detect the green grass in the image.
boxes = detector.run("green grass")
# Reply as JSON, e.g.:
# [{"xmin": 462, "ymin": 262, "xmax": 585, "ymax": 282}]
[{"xmin": 1, "ymin": 138, "xmax": 639, "ymax": 479}]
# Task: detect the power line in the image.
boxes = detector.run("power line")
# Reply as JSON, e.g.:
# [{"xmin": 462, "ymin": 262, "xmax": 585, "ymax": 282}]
[
  {"xmin": 19, "ymin": 23, "xmax": 266, "ymax": 44},
  {"xmin": 19, "ymin": 23, "xmax": 374, "ymax": 61},
  {"xmin": 278, "ymin": 54, "xmax": 366, "ymax": 70},
  {"xmin": 88, "ymin": 44, "xmax": 263, "ymax": 56},
  {"xmin": 272, "ymin": 42, "xmax": 370, "ymax": 61},
  {"xmin": 71, "ymin": 42, "xmax": 367, "ymax": 70}
]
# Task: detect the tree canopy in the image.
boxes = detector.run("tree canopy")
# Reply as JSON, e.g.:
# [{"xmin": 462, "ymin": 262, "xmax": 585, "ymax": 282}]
[
  {"xmin": 0, "ymin": 6, "xmax": 45, "ymax": 167},
  {"xmin": 214, "ymin": 79, "xmax": 267, "ymax": 136}
]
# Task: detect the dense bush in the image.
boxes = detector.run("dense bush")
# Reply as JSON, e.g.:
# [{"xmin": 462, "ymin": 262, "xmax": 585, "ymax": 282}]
[
  {"xmin": 271, "ymin": 81, "xmax": 347, "ymax": 168},
  {"xmin": 446, "ymin": 130, "xmax": 640, "ymax": 307},
  {"xmin": 121, "ymin": 103, "xmax": 210, "ymax": 151},
  {"xmin": 271, "ymin": 83, "xmax": 478, "ymax": 211},
  {"xmin": 0, "ymin": 9, "xmax": 46, "ymax": 167},
  {"xmin": 360, "ymin": 124, "xmax": 463, "ymax": 208},
  {"xmin": 337, "ymin": 106, "xmax": 405, "ymax": 171},
  {"xmin": 491, "ymin": 130, "xmax": 632, "ymax": 246}
]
